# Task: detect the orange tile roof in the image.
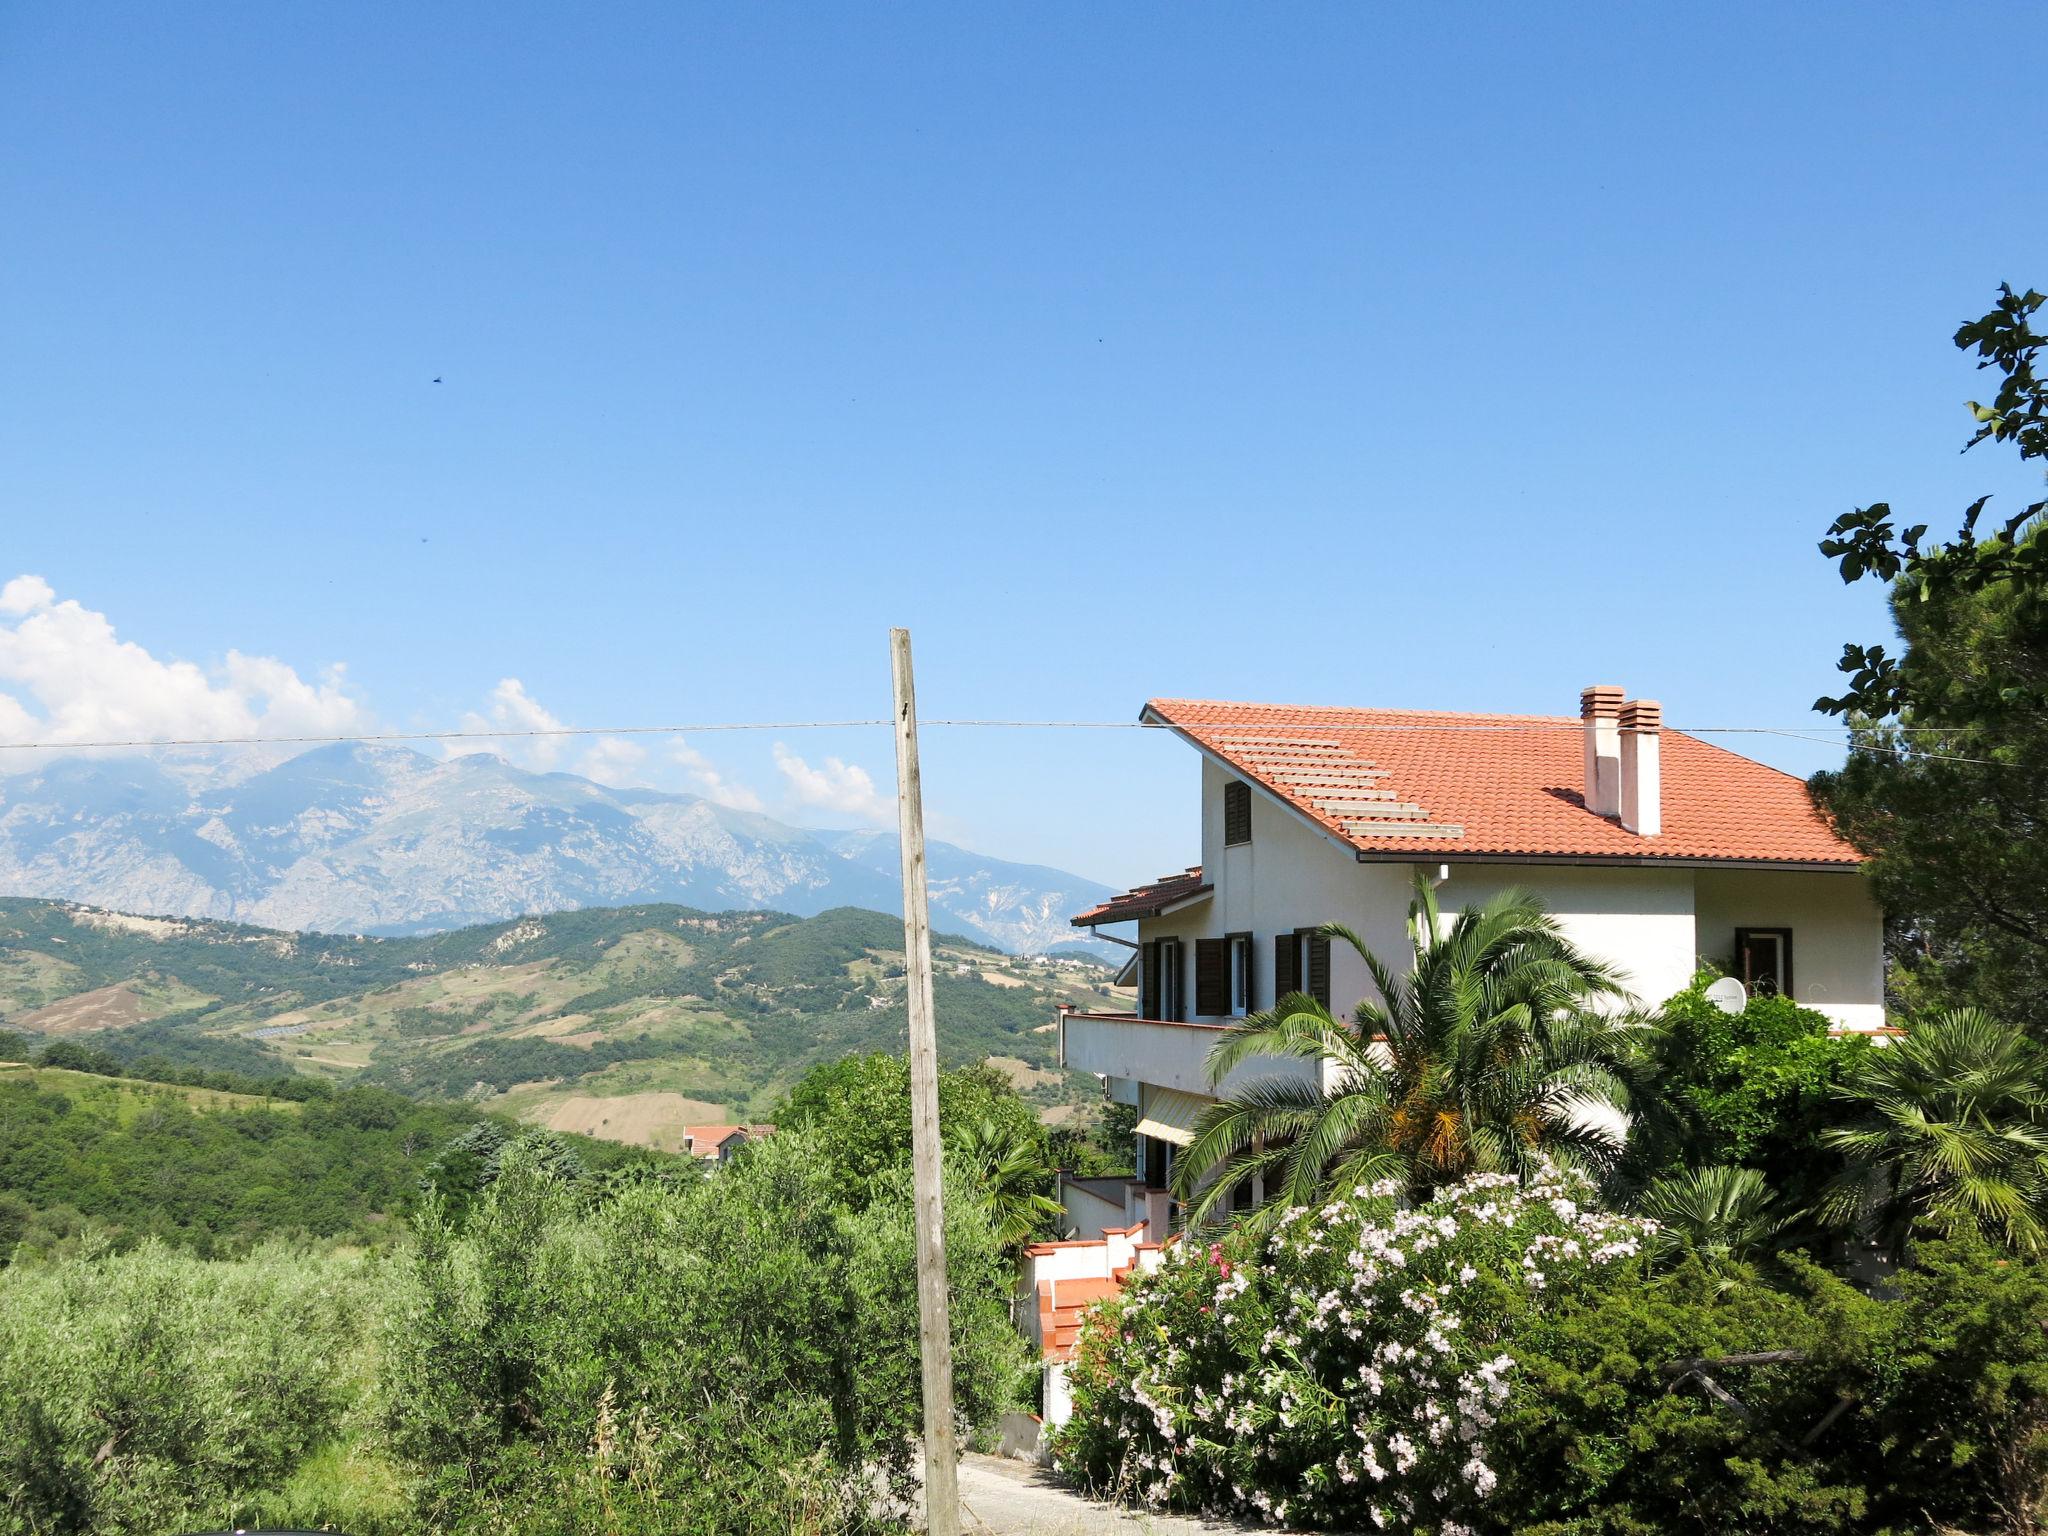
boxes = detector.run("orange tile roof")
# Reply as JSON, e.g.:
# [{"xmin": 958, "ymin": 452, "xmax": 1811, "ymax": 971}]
[
  {"xmin": 1037, "ymin": 1275, "xmax": 1123, "ymax": 1361},
  {"xmin": 682, "ymin": 1123, "xmax": 774, "ymax": 1158},
  {"xmin": 1143, "ymin": 698, "xmax": 1859, "ymax": 867},
  {"xmin": 1071, "ymin": 866, "xmax": 1213, "ymax": 927}
]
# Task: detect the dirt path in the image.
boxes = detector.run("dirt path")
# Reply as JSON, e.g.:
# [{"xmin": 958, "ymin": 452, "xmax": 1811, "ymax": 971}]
[{"xmin": 950, "ymin": 1454, "xmax": 1258, "ymax": 1536}]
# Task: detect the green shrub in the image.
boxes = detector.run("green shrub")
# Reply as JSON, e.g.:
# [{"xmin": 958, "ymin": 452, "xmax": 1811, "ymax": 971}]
[
  {"xmin": 776, "ymin": 1051, "xmax": 1047, "ymax": 1212},
  {"xmin": 0, "ymin": 1240, "xmax": 373, "ymax": 1536},
  {"xmin": 1852, "ymin": 1230, "xmax": 2048, "ymax": 1533},
  {"xmin": 1495, "ymin": 1230, "xmax": 2048, "ymax": 1535},
  {"xmin": 1625, "ymin": 978, "xmax": 1868, "ymax": 1220},
  {"xmin": 1490, "ymin": 1254, "xmax": 1878, "ymax": 1534},
  {"xmin": 381, "ymin": 1130, "xmax": 1027, "ymax": 1532}
]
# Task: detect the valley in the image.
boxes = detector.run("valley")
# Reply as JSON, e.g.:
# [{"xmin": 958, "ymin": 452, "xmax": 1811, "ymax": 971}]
[{"xmin": 0, "ymin": 896, "xmax": 1127, "ymax": 1145}]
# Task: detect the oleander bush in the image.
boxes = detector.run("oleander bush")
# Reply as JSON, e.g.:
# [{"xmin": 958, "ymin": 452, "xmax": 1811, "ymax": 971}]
[
  {"xmin": 1056, "ymin": 1171, "xmax": 2048, "ymax": 1536},
  {"xmin": 1050, "ymin": 1164, "xmax": 1654, "ymax": 1530}
]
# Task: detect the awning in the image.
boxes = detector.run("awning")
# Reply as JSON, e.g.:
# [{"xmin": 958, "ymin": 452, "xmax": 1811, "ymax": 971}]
[{"xmin": 1135, "ymin": 1086, "xmax": 1214, "ymax": 1148}]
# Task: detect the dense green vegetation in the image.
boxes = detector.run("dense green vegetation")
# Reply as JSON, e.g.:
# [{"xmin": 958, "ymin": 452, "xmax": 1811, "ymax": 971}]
[
  {"xmin": 776, "ymin": 1052, "xmax": 1068, "ymax": 1248},
  {"xmin": 0, "ymin": 1130, "xmax": 1029, "ymax": 1536},
  {"xmin": 0, "ymin": 1066, "xmax": 665, "ymax": 1260},
  {"xmin": 1491, "ymin": 1230, "xmax": 2048, "ymax": 1535},
  {"xmin": 1810, "ymin": 284, "xmax": 2048, "ymax": 1030}
]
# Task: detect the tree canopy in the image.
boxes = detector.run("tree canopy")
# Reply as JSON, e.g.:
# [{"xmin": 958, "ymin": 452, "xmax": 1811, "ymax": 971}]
[{"xmin": 1809, "ymin": 283, "xmax": 2048, "ymax": 1027}]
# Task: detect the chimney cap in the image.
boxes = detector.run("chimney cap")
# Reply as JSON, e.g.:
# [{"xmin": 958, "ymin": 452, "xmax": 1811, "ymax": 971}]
[
  {"xmin": 1580, "ymin": 685, "xmax": 1624, "ymax": 719},
  {"xmin": 1619, "ymin": 699, "xmax": 1662, "ymax": 731}
]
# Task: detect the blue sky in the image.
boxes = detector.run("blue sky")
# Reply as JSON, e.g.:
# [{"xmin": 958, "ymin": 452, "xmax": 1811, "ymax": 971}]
[{"xmin": 2, "ymin": 3, "xmax": 2043, "ymax": 889}]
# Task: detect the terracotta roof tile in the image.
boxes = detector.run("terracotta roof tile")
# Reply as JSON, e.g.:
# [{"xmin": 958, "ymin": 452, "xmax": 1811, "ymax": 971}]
[
  {"xmin": 1072, "ymin": 866, "xmax": 1213, "ymax": 927},
  {"xmin": 1036, "ymin": 1275, "xmax": 1125, "ymax": 1361},
  {"xmin": 1143, "ymin": 697, "xmax": 1857, "ymax": 867},
  {"xmin": 682, "ymin": 1123, "xmax": 774, "ymax": 1158}
]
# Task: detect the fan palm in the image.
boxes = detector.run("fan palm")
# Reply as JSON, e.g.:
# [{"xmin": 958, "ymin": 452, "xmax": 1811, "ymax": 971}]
[
  {"xmin": 951, "ymin": 1115, "xmax": 1064, "ymax": 1249},
  {"xmin": 1818, "ymin": 1007, "xmax": 2048, "ymax": 1255},
  {"xmin": 1639, "ymin": 1164, "xmax": 1793, "ymax": 1273},
  {"xmin": 1172, "ymin": 872, "xmax": 1654, "ymax": 1227}
]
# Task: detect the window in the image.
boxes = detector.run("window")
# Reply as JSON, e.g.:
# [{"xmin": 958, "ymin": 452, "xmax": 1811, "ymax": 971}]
[
  {"xmin": 1145, "ymin": 937, "xmax": 1185, "ymax": 1021},
  {"xmin": 1193, "ymin": 935, "xmax": 1256, "ymax": 1020},
  {"xmin": 1271, "ymin": 928, "xmax": 1331, "ymax": 1009},
  {"xmin": 1142, "ymin": 1134, "xmax": 1173, "ymax": 1191},
  {"xmin": 1298, "ymin": 927, "xmax": 1331, "ymax": 1008},
  {"xmin": 1223, "ymin": 779, "xmax": 1252, "ymax": 845},
  {"xmin": 1735, "ymin": 928, "xmax": 1793, "ymax": 997},
  {"xmin": 1195, "ymin": 938, "xmax": 1226, "ymax": 1017},
  {"xmin": 1227, "ymin": 932, "xmax": 1253, "ymax": 1017}
]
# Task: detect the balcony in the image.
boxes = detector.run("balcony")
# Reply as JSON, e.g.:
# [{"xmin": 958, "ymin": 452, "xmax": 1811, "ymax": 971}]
[{"xmin": 1058, "ymin": 1009, "xmax": 1321, "ymax": 1098}]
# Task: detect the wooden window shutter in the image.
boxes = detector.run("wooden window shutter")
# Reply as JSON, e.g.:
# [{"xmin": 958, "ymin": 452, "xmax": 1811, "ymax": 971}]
[
  {"xmin": 1141, "ymin": 940, "xmax": 1161, "ymax": 1019},
  {"xmin": 1273, "ymin": 932, "xmax": 1299, "ymax": 1002},
  {"xmin": 1194, "ymin": 938, "xmax": 1227, "ymax": 1017},
  {"xmin": 1223, "ymin": 781, "xmax": 1251, "ymax": 845},
  {"xmin": 1305, "ymin": 929, "xmax": 1331, "ymax": 1008}
]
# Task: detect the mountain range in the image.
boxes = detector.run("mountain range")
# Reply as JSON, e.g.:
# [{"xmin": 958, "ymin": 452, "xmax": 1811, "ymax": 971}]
[{"xmin": 0, "ymin": 745, "xmax": 1115, "ymax": 953}]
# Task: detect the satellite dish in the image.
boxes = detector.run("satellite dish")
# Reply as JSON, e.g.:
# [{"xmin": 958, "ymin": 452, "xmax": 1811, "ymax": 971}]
[{"xmin": 1705, "ymin": 977, "xmax": 1748, "ymax": 1015}]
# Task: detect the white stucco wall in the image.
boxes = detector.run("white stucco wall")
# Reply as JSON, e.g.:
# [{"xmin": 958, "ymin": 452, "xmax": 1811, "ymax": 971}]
[
  {"xmin": 1198, "ymin": 757, "xmax": 1412, "ymax": 1011},
  {"xmin": 1694, "ymin": 866, "xmax": 1885, "ymax": 1030},
  {"xmin": 1429, "ymin": 863, "xmax": 1699, "ymax": 1011}
]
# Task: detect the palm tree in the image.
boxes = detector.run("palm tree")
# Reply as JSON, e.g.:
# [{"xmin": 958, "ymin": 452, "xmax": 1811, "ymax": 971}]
[
  {"xmin": 1640, "ymin": 1165, "xmax": 1793, "ymax": 1273},
  {"xmin": 1172, "ymin": 872, "xmax": 1653, "ymax": 1227},
  {"xmin": 951, "ymin": 1114, "xmax": 1064, "ymax": 1249},
  {"xmin": 1818, "ymin": 1007, "xmax": 2048, "ymax": 1255}
]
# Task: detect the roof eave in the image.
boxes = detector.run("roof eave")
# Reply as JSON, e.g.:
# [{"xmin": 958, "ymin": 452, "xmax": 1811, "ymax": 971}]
[
  {"xmin": 1070, "ymin": 885, "xmax": 1214, "ymax": 928},
  {"xmin": 1351, "ymin": 848, "xmax": 1863, "ymax": 873}
]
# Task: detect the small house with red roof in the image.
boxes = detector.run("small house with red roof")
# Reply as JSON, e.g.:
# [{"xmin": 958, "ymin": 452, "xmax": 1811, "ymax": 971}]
[
  {"xmin": 1055, "ymin": 686, "xmax": 1884, "ymax": 1244},
  {"xmin": 681, "ymin": 1123, "xmax": 774, "ymax": 1163}
]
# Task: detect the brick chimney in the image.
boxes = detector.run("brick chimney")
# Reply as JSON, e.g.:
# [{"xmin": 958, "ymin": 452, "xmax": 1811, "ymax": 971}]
[
  {"xmin": 1619, "ymin": 699, "xmax": 1662, "ymax": 836},
  {"xmin": 1580, "ymin": 686, "xmax": 1623, "ymax": 817}
]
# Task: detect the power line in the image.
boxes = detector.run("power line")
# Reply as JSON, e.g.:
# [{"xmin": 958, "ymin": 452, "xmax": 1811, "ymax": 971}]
[
  {"xmin": 0, "ymin": 716, "xmax": 2012, "ymax": 765},
  {"xmin": 0, "ymin": 721, "xmax": 892, "ymax": 752}
]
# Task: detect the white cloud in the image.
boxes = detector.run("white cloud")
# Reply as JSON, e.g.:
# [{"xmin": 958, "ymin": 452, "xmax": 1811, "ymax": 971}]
[
  {"xmin": 454, "ymin": 688, "xmax": 771, "ymax": 806},
  {"xmin": 0, "ymin": 574, "xmax": 367, "ymax": 753},
  {"xmin": 0, "ymin": 576, "xmax": 55, "ymax": 617},
  {"xmin": 579, "ymin": 735, "xmax": 648, "ymax": 787},
  {"xmin": 456, "ymin": 678, "xmax": 569, "ymax": 770},
  {"xmin": 772, "ymin": 742, "xmax": 892, "ymax": 824},
  {"xmin": 0, "ymin": 581, "xmax": 781, "ymax": 808},
  {"xmin": 673, "ymin": 738, "xmax": 765, "ymax": 811}
]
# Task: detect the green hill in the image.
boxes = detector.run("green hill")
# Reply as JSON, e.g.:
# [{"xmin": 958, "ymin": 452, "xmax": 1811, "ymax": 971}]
[
  {"xmin": 0, "ymin": 898, "xmax": 1124, "ymax": 1146},
  {"xmin": 0, "ymin": 1064, "xmax": 674, "ymax": 1257}
]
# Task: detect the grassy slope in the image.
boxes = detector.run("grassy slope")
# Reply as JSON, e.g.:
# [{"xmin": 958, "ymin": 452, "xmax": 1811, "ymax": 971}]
[
  {"xmin": 0, "ymin": 1062, "xmax": 680, "ymax": 1255},
  {"xmin": 0, "ymin": 1062, "xmax": 298, "ymax": 1116},
  {"xmin": 0, "ymin": 898, "xmax": 1126, "ymax": 1141}
]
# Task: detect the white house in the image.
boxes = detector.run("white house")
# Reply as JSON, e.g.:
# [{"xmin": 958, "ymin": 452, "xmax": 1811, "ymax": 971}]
[{"xmin": 1054, "ymin": 686, "xmax": 1885, "ymax": 1245}]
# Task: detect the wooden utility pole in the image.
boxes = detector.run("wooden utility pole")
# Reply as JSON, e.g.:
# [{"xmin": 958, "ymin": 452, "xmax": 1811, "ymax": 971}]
[{"xmin": 890, "ymin": 627, "xmax": 960, "ymax": 1536}]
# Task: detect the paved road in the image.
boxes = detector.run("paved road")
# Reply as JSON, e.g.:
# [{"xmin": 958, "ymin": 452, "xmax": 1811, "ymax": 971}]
[{"xmin": 953, "ymin": 1453, "xmax": 1257, "ymax": 1536}]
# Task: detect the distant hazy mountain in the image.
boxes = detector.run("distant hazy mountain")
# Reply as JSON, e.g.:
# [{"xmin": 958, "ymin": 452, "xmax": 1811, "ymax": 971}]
[
  {"xmin": 0, "ymin": 745, "xmax": 1115, "ymax": 952},
  {"xmin": 820, "ymin": 830, "xmax": 1120, "ymax": 958}
]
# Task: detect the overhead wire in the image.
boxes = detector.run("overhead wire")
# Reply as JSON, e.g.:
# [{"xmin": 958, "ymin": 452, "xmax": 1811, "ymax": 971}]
[{"xmin": 0, "ymin": 717, "xmax": 2013, "ymax": 765}]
